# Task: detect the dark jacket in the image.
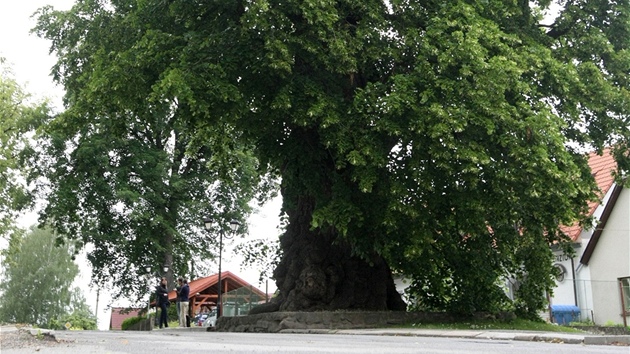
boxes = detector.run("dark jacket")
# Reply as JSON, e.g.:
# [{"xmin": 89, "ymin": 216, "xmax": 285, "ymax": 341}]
[
  {"xmin": 156, "ymin": 284, "xmax": 169, "ymax": 305},
  {"xmin": 179, "ymin": 283, "xmax": 190, "ymax": 302}
]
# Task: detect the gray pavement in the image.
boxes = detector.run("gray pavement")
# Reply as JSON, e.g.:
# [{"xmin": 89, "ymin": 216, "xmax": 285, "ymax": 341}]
[
  {"xmin": 329, "ymin": 328, "xmax": 630, "ymax": 346},
  {"xmin": 3, "ymin": 324, "xmax": 629, "ymax": 347},
  {"xmin": 150, "ymin": 325, "xmax": 630, "ymax": 346}
]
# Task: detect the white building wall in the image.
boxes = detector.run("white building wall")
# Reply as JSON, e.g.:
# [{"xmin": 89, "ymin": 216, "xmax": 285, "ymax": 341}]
[
  {"xmin": 550, "ymin": 184, "xmax": 621, "ymax": 323},
  {"xmin": 574, "ymin": 266, "xmax": 594, "ymax": 322},
  {"xmin": 586, "ymin": 187, "xmax": 630, "ymax": 325},
  {"xmin": 550, "ymin": 253, "xmax": 577, "ymax": 305},
  {"xmin": 552, "ymin": 247, "xmax": 593, "ymax": 322}
]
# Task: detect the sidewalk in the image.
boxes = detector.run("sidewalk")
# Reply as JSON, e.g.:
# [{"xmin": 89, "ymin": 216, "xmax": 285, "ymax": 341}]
[
  {"xmin": 5, "ymin": 325, "xmax": 630, "ymax": 346},
  {"xmin": 279, "ymin": 328, "xmax": 630, "ymax": 346},
  {"xmin": 155, "ymin": 325, "xmax": 630, "ymax": 346},
  {"xmin": 154, "ymin": 326, "xmax": 208, "ymax": 333}
]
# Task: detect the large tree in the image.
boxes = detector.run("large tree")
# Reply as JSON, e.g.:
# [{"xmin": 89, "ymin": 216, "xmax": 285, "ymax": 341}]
[
  {"xmin": 35, "ymin": 0, "xmax": 630, "ymax": 316},
  {"xmin": 29, "ymin": 2, "xmax": 274, "ymax": 299},
  {"xmin": 0, "ymin": 227, "xmax": 84, "ymax": 327}
]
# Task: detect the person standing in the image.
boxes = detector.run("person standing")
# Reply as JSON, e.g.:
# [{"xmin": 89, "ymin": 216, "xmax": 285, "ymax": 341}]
[
  {"xmin": 178, "ymin": 278, "xmax": 190, "ymax": 327},
  {"xmin": 156, "ymin": 277, "xmax": 169, "ymax": 329}
]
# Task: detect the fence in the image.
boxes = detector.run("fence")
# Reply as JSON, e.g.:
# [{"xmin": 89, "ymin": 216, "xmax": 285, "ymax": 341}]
[
  {"xmin": 221, "ymin": 286, "xmax": 268, "ymax": 317},
  {"xmin": 550, "ymin": 278, "xmax": 629, "ymax": 326}
]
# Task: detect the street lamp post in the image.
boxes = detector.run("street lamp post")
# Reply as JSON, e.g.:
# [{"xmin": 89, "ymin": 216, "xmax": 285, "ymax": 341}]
[
  {"xmin": 161, "ymin": 264, "xmax": 169, "ymax": 285},
  {"xmin": 160, "ymin": 264, "xmax": 169, "ymax": 294},
  {"xmin": 145, "ymin": 265, "xmax": 152, "ymax": 319},
  {"xmin": 204, "ymin": 218, "xmax": 240, "ymax": 319},
  {"xmin": 158, "ymin": 264, "xmax": 169, "ymax": 326}
]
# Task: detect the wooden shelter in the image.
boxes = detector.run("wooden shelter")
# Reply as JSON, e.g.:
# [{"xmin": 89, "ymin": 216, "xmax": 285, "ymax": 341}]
[{"xmin": 168, "ymin": 271, "xmax": 268, "ymax": 316}]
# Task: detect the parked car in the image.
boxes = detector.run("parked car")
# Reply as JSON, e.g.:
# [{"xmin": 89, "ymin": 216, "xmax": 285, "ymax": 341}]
[
  {"xmin": 194, "ymin": 309, "xmax": 217, "ymax": 327},
  {"xmin": 202, "ymin": 312, "xmax": 217, "ymax": 327}
]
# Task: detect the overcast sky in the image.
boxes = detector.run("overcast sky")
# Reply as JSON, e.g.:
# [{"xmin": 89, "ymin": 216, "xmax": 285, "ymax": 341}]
[
  {"xmin": 1, "ymin": 1, "xmax": 281, "ymax": 330},
  {"xmin": 0, "ymin": 1, "xmax": 75, "ymax": 109}
]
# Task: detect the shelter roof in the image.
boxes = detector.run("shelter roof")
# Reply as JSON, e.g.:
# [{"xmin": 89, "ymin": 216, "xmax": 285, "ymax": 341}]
[{"xmin": 168, "ymin": 271, "xmax": 267, "ymax": 301}]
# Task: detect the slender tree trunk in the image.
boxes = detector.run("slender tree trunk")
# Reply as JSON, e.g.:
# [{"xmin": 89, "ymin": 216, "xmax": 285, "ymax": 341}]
[
  {"xmin": 163, "ymin": 198, "xmax": 178, "ymax": 288},
  {"xmin": 164, "ymin": 230, "xmax": 175, "ymax": 287}
]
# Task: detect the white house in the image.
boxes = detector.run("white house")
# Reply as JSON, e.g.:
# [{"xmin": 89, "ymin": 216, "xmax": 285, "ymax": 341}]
[{"xmin": 550, "ymin": 149, "xmax": 630, "ymax": 326}]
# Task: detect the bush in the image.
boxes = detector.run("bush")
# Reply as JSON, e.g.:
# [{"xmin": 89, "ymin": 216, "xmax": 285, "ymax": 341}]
[
  {"xmin": 121, "ymin": 316, "xmax": 146, "ymax": 330},
  {"xmin": 167, "ymin": 302, "xmax": 178, "ymax": 322},
  {"xmin": 49, "ymin": 309, "xmax": 97, "ymax": 330}
]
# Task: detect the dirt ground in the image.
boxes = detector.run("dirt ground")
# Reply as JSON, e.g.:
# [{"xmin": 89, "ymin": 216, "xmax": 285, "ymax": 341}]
[{"xmin": 0, "ymin": 327, "xmax": 61, "ymax": 350}]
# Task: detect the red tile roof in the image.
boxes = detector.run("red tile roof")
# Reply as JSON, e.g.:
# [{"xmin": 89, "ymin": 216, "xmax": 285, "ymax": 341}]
[
  {"xmin": 166, "ymin": 271, "xmax": 269, "ymax": 315},
  {"xmin": 562, "ymin": 149, "xmax": 617, "ymax": 241},
  {"xmin": 168, "ymin": 271, "xmax": 267, "ymax": 301}
]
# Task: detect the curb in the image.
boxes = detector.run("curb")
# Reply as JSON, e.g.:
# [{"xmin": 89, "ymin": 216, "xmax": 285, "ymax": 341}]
[
  {"xmin": 281, "ymin": 328, "xmax": 630, "ymax": 346},
  {"xmin": 512, "ymin": 335, "xmax": 583, "ymax": 345},
  {"xmin": 15, "ymin": 325, "xmax": 630, "ymax": 347},
  {"xmin": 584, "ymin": 336, "xmax": 630, "ymax": 346},
  {"xmin": 153, "ymin": 326, "xmax": 209, "ymax": 333}
]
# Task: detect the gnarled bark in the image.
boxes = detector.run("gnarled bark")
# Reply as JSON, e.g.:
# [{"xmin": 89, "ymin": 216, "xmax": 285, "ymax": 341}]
[{"xmin": 269, "ymin": 194, "xmax": 406, "ymax": 312}]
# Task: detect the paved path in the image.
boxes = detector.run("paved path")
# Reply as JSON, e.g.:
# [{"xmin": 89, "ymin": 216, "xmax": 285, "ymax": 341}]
[
  {"xmin": 328, "ymin": 328, "xmax": 630, "ymax": 346},
  {"xmin": 152, "ymin": 326, "xmax": 630, "ymax": 346},
  {"xmin": 5, "ymin": 328, "xmax": 628, "ymax": 354},
  {"xmin": 2, "ymin": 324, "xmax": 629, "ymax": 347}
]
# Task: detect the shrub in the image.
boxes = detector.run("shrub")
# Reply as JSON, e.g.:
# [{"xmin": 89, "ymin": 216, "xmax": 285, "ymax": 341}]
[
  {"xmin": 121, "ymin": 316, "xmax": 145, "ymax": 330},
  {"xmin": 49, "ymin": 310, "xmax": 97, "ymax": 330},
  {"xmin": 167, "ymin": 302, "xmax": 179, "ymax": 322}
]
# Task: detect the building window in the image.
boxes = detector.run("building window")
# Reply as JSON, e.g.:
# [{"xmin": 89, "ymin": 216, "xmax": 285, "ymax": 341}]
[
  {"xmin": 553, "ymin": 264, "xmax": 567, "ymax": 283},
  {"xmin": 620, "ymin": 277, "xmax": 630, "ymax": 314}
]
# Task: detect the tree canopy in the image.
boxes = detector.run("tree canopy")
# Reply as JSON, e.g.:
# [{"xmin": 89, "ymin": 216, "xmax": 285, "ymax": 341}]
[
  {"xmin": 0, "ymin": 60, "xmax": 49, "ymax": 238},
  {"xmin": 48, "ymin": 290, "xmax": 98, "ymax": 330},
  {"xmin": 0, "ymin": 227, "xmax": 91, "ymax": 328},
  {"xmin": 33, "ymin": 0, "xmax": 630, "ymax": 316},
  {"xmin": 29, "ymin": 1, "xmax": 276, "ymax": 299}
]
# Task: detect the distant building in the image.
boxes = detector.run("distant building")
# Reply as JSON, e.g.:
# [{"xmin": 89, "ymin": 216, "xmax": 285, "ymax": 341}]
[
  {"xmin": 551, "ymin": 149, "xmax": 629, "ymax": 326},
  {"xmin": 109, "ymin": 308, "xmax": 142, "ymax": 330},
  {"xmin": 168, "ymin": 271, "xmax": 268, "ymax": 316}
]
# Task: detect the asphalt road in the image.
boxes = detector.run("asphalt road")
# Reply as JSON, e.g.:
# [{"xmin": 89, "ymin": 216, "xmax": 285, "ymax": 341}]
[{"xmin": 3, "ymin": 330, "xmax": 629, "ymax": 354}]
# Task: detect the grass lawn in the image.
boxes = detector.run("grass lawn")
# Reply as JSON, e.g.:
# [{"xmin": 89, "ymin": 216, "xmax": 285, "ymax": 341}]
[{"xmin": 398, "ymin": 319, "xmax": 585, "ymax": 333}]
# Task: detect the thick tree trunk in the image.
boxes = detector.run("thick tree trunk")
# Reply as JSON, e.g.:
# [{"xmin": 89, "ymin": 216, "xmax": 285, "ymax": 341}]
[
  {"xmin": 249, "ymin": 126, "xmax": 405, "ymax": 315},
  {"xmin": 271, "ymin": 195, "xmax": 406, "ymax": 312}
]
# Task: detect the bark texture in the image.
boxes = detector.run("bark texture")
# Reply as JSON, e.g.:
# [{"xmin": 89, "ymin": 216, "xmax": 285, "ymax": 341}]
[{"xmin": 270, "ymin": 195, "xmax": 406, "ymax": 312}]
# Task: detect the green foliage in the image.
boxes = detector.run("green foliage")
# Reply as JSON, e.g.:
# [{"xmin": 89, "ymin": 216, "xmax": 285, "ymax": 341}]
[
  {"xmin": 32, "ymin": 0, "xmax": 630, "ymax": 317},
  {"xmin": 569, "ymin": 319, "xmax": 595, "ymax": 326},
  {"xmin": 154, "ymin": 301, "xmax": 178, "ymax": 323},
  {"xmin": 0, "ymin": 61, "xmax": 49, "ymax": 237},
  {"xmin": 120, "ymin": 316, "xmax": 145, "ymax": 331},
  {"xmin": 405, "ymin": 318, "xmax": 584, "ymax": 333},
  {"xmin": 29, "ymin": 1, "xmax": 277, "ymax": 301},
  {"xmin": 49, "ymin": 308, "xmax": 97, "ymax": 330},
  {"xmin": 234, "ymin": 238, "xmax": 282, "ymax": 285},
  {"xmin": 167, "ymin": 301, "xmax": 178, "ymax": 322},
  {"xmin": 48, "ymin": 289, "xmax": 98, "ymax": 330},
  {"xmin": 603, "ymin": 321, "xmax": 626, "ymax": 327},
  {"xmin": 0, "ymin": 227, "xmax": 81, "ymax": 327}
]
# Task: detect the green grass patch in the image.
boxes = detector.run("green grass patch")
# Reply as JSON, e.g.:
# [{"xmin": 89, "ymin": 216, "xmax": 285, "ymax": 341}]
[{"xmin": 396, "ymin": 319, "xmax": 585, "ymax": 333}]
